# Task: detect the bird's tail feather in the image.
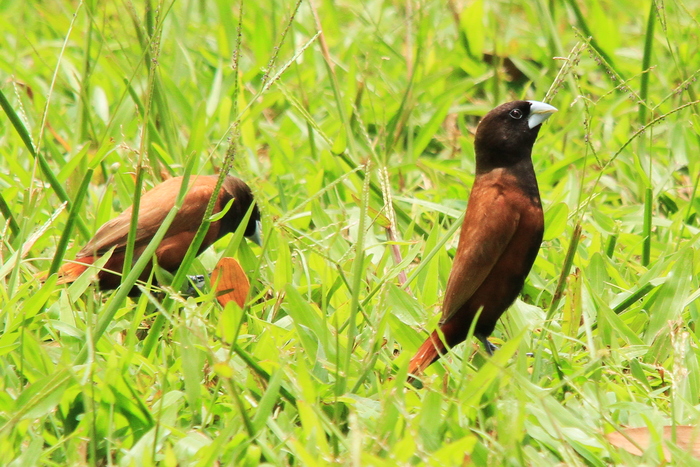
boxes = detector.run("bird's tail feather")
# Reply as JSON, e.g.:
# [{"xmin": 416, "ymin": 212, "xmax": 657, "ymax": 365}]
[
  {"xmin": 407, "ymin": 330, "xmax": 445, "ymax": 382},
  {"xmin": 57, "ymin": 258, "xmax": 93, "ymax": 284}
]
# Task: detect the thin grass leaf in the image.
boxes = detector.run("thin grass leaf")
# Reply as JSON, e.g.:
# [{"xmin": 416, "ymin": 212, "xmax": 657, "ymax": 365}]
[
  {"xmin": 0, "ymin": 88, "xmax": 89, "ymax": 240},
  {"xmin": 48, "ymin": 168, "xmax": 93, "ymax": 276}
]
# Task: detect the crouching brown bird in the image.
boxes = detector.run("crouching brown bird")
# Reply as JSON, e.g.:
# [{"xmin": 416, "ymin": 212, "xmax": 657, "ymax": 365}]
[
  {"xmin": 407, "ymin": 100, "xmax": 557, "ymax": 380},
  {"xmin": 54, "ymin": 175, "xmax": 261, "ymax": 291}
]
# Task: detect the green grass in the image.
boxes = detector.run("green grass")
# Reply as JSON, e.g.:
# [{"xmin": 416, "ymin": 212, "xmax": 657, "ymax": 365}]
[{"xmin": 1, "ymin": 0, "xmax": 700, "ymax": 465}]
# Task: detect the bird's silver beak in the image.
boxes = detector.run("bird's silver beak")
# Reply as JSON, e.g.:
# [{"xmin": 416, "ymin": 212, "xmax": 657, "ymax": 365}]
[
  {"xmin": 527, "ymin": 100, "xmax": 558, "ymax": 129},
  {"xmin": 246, "ymin": 219, "xmax": 263, "ymax": 246}
]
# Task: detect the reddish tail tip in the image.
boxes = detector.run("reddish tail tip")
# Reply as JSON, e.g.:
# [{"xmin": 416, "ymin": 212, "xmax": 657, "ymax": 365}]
[
  {"xmin": 54, "ymin": 257, "xmax": 94, "ymax": 284},
  {"xmin": 407, "ymin": 331, "xmax": 445, "ymax": 382}
]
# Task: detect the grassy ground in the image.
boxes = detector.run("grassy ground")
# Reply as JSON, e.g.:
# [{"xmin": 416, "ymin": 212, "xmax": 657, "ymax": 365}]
[{"xmin": 1, "ymin": 0, "xmax": 700, "ymax": 465}]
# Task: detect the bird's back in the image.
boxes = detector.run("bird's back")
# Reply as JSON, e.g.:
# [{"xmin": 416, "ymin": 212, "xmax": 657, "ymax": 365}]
[{"xmin": 76, "ymin": 176, "xmax": 216, "ymax": 258}]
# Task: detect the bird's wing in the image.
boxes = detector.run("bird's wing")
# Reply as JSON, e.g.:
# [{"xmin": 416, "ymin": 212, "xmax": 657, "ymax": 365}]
[
  {"xmin": 77, "ymin": 177, "xmax": 215, "ymax": 257},
  {"xmin": 440, "ymin": 181, "xmax": 520, "ymax": 324},
  {"xmin": 77, "ymin": 200, "xmax": 172, "ymax": 257}
]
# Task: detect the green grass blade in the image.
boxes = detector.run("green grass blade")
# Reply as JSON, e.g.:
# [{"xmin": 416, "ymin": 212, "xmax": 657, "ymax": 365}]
[
  {"xmin": 642, "ymin": 186, "xmax": 653, "ymax": 267},
  {"xmin": 0, "ymin": 192, "xmax": 19, "ymax": 238},
  {"xmin": 47, "ymin": 168, "xmax": 93, "ymax": 276},
  {"xmin": 0, "ymin": 88, "xmax": 90, "ymax": 240}
]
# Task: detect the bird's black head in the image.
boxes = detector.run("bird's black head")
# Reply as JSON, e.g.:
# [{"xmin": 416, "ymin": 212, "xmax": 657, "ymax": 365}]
[
  {"xmin": 474, "ymin": 100, "xmax": 557, "ymax": 172},
  {"xmin": 221, "ymin": 177, "xmax": 262, "ymax": 245}
]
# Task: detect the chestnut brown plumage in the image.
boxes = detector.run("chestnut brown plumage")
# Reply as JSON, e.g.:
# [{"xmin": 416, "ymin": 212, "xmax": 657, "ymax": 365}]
[
  {"xmin": 408, "ymin": 100, "xmax": 557, "ymax": 380},
  {"xmin": 55, "ymin": 175, "xmax": 261, "ymax": 290}
]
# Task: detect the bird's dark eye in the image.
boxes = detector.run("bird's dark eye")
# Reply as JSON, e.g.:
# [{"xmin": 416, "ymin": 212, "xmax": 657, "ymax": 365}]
[{"xmin": 509, "ymin": 109, "xmax": 523, "ymax": 119}]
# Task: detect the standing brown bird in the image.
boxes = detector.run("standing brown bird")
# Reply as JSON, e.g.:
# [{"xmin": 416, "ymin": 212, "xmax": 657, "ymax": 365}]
[
  {"xmin": 54, "ymin": 175, "xmax": 261, "ymax": 291},
  {"xmin": 408, "ymin": 100, "xmax": 557, "ymax": 379}
]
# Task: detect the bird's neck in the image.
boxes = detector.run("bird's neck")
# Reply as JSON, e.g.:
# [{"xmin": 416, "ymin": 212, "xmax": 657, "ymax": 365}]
[
  {"xmin": 476, "ymin": 156, "xmax": 540, "ymax": 202},
  {"xmin": 475, "ymin": 148, "xmax": 533, "ymax": 174}
]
